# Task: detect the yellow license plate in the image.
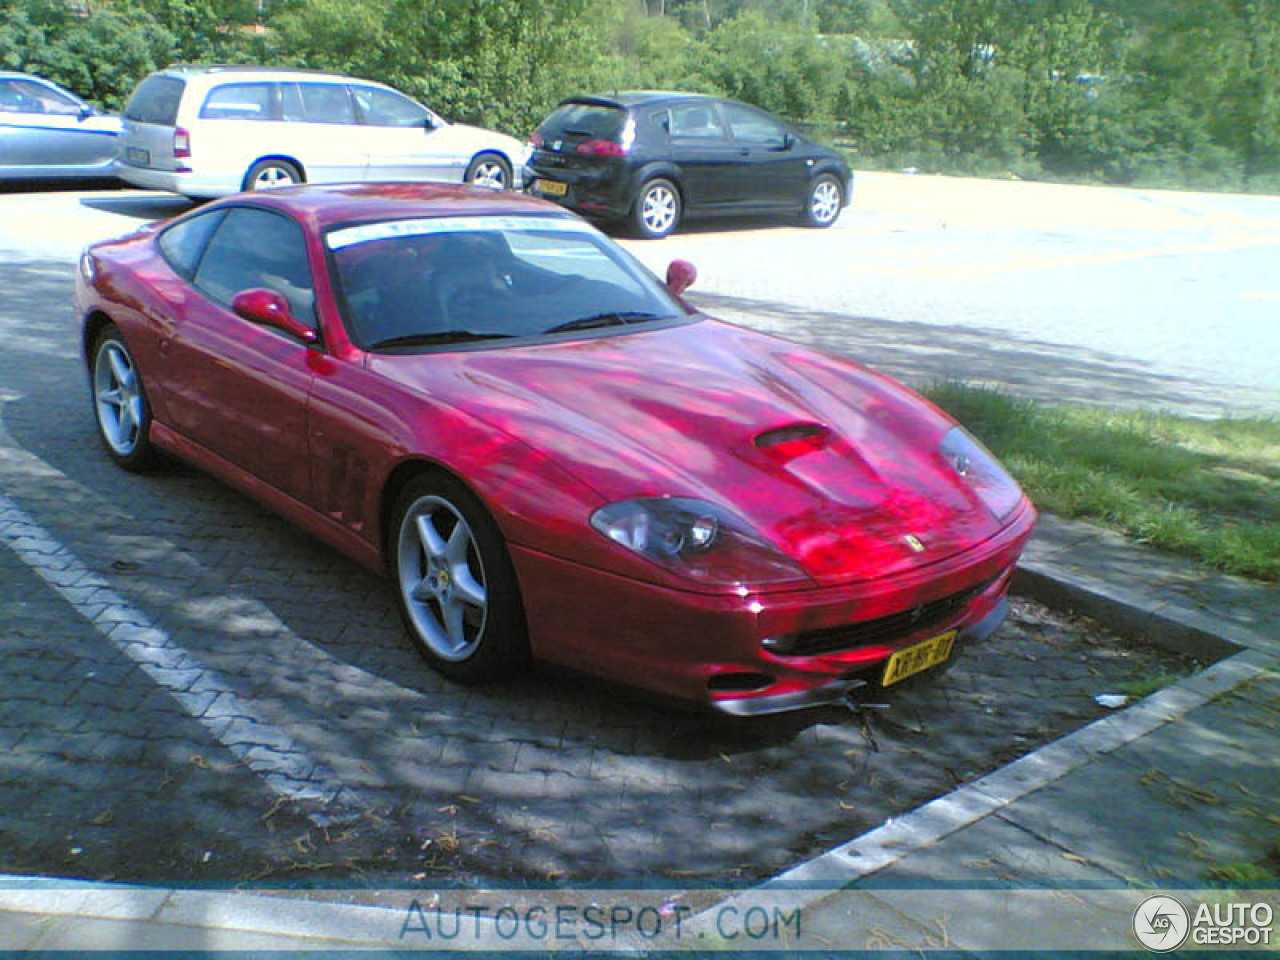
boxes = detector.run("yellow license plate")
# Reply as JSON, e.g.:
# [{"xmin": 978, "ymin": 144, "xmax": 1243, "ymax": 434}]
[
  {"xmin": 534, "ymin": 178, "xmax": 567, "ymax": 197},
  {"xmin": 882, "ymin": 630, "xmax": 956, "ymax": 687}
]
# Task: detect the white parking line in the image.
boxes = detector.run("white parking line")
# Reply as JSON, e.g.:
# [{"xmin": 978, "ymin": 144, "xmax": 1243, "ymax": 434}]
[{"xmin": 0, "ymin": 490, "xmax": 363, "ymax": 827}]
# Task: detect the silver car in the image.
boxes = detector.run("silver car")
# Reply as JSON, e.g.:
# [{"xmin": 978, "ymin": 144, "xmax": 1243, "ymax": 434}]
[
  {"xmin": 114, "ymin": 65, "xmax": 530, "ymax": 199},
  {"xmin": 0, "ymin": 72, "xmax": 121, "ymax": 180}
]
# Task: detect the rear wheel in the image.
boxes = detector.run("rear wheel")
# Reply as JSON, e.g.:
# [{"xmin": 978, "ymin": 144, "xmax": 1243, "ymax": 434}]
[
  {"xmin": 630, "ymin": 178, "xmax": 681, "ymax": 239},
  {"xmin": 391, "ymin": 473, "xmax": 528, "ymax": 681},
  {"xmin": 802, "ymin": 173, "xmax": 843, "ymax": 228},
  {"xmin": 91, "ymin": 325, "xmax": 158, "ymax": 472},
  {"xmin": 243, "ymin": 158, "xmax": 302, "ymax": 192},
  {"xmin": 465, "ymin": 152, "xmax": 512, "ymax": 190}
]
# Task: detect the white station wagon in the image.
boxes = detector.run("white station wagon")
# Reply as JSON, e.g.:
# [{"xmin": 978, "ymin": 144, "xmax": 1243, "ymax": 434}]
[{"xmin": 114, "ymin": 65, "xmax": 529, "ymax": 198}]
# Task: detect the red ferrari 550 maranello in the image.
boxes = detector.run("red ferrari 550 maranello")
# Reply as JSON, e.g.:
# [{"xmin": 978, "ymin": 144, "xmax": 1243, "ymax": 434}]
[{"xmin": 75, "ymin": 183, "xmax": 1035, "ymax": 715}]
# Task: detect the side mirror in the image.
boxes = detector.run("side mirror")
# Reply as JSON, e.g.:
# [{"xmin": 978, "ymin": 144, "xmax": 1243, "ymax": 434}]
[
  {"xmin": 772, "ymin": 132, "xmax": 795, "ymax": 152},
  {"xmin": 231, "ymin": 288, "xmax": 317, "ymax": 344},
  {"xmin": 665, "ymin": 259, "xmax": 697, "ymax": 296},
  {"xmin": 78, "ymin": 105, "xmax": 94, "ymax": 121}
]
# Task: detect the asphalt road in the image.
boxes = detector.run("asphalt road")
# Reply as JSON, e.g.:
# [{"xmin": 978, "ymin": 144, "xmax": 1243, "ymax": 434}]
[
  {"xmin": 5, "ymin": 174, "xmax": 1278, "ymax": 414},
  {"xmin": 623, "ymin": 173, "xmax": 1280, "ymax": 415}
]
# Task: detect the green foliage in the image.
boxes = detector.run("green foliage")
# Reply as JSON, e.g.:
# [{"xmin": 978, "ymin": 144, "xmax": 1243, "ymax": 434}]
[{"xmin": 2, "ymin": 0, "xmax": 1277, "ymax": 188}]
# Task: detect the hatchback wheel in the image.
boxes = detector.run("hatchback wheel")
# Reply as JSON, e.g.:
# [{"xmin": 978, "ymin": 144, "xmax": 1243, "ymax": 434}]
[
  {"xmin": 244, "ymin": 159, "xmax": 303, "ymax": 192},
  {"xmin": 465, "ymin": 152, "xmax": 512, "ymax": 190},
  {"xmin": 391, "ymin": 473, "xmax": 527, "ymax": 681},
  {"xmin": 631, "ymin": 178, "xmax": 681, "ymax": 239},
  {"xmin": 91, "ymin": 325, "xmax": 158, "ymax": 472},
  {"xmin": 803, "ymin": 174, "xmax": 843, "ymax": 228}
]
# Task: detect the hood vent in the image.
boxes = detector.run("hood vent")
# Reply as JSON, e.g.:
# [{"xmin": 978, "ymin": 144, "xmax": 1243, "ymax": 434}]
[{"xmin": 754, "ymin": 422, "xmax": 830, "ymax": 459}]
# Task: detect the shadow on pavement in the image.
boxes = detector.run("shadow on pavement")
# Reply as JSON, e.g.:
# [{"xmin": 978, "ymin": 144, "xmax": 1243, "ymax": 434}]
[
  {"xmin": 80, "ymin": 194, "xmax": 195, "ymax": 221},
  {"xmin": 0, "ymin": 178, "xmax": 122, "ymax": 195},
  {"xmin": 695, "ymin": 291, "xmax": 1249, "ymax": 416}
]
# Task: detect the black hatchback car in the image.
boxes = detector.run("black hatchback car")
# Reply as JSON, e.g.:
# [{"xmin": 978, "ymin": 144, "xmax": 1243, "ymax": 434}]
[{"xmin": 526, "ymin": 92, "xmax": 853, "ymax": 238}]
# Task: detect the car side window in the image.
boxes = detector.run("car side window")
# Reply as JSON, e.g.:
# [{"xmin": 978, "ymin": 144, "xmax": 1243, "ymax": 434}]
[
  {"xmin": 646, "ymin": 109, "xmax": 670, "ymax": 138},
  {"xmin": 721, "ymin": 103, "xmax": 788, "ymax": 147},
  {"xmin": 669, "ymin": 103, "xmax": 727, "ymax": 139},
  {"xmin": 157, "ymin": 209, "xmax": 228, "ymax": 279},
  {"xmin": 280, "ymin": 83, "xmax": 305, "ymax": 121},
  {"xmin": 0, "ymin": 78, "xmax": 80, "ymax": 115},
  {"xmin": 193, "ymin": 208, "xmax": 316, "ymax": 327},
  {"xmin": 351, "ymin": 86, "xmax": 431, "ymax": 127},
  {"xmin": 200, "ymin": 83, "xmax": 277, "ymax": 121},
  {"xmin": 296, "ymin": 83, "xmax": 355, "ymax": 125}
]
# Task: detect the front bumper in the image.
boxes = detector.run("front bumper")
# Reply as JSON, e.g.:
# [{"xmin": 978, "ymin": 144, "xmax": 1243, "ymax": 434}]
[{"xmin": 511, "ymin": 499, "xmax": 1036, "ymax": 715}]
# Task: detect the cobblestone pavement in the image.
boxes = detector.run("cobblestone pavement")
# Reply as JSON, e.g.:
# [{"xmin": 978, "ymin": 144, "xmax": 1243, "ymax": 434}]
[{"xmin": 0, "ymin": 258, "xmax": 1212, "ymax": 889}]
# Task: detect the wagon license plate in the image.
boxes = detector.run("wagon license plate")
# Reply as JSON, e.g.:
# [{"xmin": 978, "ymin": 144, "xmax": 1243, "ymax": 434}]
[
  {"xmin": 534, "ymin": 178, "xmax": 567, "ymax": 197},
  {"xmin": 126, "ymin": 147, "xmax": 150, "ymax": 167},
  {"xmin": 882, "ymin": 630, "xmax": 956, "ymax": 687}
]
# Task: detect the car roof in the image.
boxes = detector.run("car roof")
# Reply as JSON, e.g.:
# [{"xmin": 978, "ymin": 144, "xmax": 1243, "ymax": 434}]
[
  {"xmin": 153, "ymin": 64, "xmax": 365, "ymax": 87},
  {"xmin": 563, "ymin": 91, "xmax": 718, "ymax": 110},
  {"xmin": 218, "ymin": 182, "xmax": 577, "ymax": 232},
  {"xmin": 161, "ymin": 64, "xmax": 345, "ymax": 78}
]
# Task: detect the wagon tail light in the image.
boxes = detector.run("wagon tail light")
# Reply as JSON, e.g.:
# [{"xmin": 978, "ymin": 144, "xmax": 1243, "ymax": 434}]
[{"xmin": 173, "ymin": 127, "xmax": 191, "ymax": 160}]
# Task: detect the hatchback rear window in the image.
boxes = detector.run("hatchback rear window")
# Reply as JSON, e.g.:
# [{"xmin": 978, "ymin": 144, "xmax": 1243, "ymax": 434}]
[
  {"xmin": 537, "ymin": 102, "xmax": 624, "ymax": 141},
  {"xmin": 124, "ymin": 75, "xmax": 185, "ymax": 126}
]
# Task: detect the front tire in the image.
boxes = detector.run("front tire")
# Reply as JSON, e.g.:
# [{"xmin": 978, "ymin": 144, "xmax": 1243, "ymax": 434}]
[
  {"xmin": 630, "ymin": 178, "xmax": 681, "ymax": 239},
  {"xmin": 391, "ymin": 473, "xmax": 527, "ymax": 682},
  {"xmin": 91, "ymin": 325, "xmax": 158, "ymax": 472},
  {"xmin": 803, "ymin": 173, "xmax": 843, "ymax": 228},
  {"xmin": 243, "ymin": 158, "xmax": 303, "ymax": 192},
  {"xmin": 465, "ymin": 152, "xmax": 512, "ymax": 190}
]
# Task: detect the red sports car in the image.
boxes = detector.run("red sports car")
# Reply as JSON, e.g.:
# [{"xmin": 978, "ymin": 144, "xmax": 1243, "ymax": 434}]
[{"xmin": 76, "ymin": 183, "xmax": 1035, "ymax": 715}]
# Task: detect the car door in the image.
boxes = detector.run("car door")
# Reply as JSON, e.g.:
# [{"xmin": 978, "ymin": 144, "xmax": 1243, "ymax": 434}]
[
  {"xmin": 666, "ymin": 101, "xmax": 742, "ymax": 210},
  {"xmin": 158, "ymin": 205, "xmax": 318, "ymax": 501},
  {"xmin": 718, "ymin": 102, "xmax": 809, "ymax": 210},
  {"xmin": 0, "ymin": 76, "xmax": 115, "ymax": 174},
  {"xmin": 280, "ymin": 82, "xmax": 366, "ymax": 183},
  {"xmin": 349, "ymin": 85, "xmax": 458, "ymax": 181}
]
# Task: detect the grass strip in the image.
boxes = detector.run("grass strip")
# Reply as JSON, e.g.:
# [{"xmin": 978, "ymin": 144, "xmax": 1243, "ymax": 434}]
[{"xmin": 924, "ymin": 383, "xmax": 1280, "ymax": 582}]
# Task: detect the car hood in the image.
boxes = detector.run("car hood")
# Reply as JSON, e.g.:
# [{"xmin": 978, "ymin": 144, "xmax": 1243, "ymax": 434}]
[{"xmin": 373, "ymin": 320, "xmax": 1009, "ymax": 585}]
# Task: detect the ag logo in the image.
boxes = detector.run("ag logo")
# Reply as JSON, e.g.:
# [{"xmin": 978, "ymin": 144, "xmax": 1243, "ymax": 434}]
[{"xmin": 1133, "ymin": 895, "xmax": 1190, "ymax": 952}]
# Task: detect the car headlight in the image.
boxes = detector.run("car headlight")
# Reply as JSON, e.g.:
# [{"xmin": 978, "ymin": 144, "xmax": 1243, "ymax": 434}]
[
  {"xmin": 939, "ymin": 426, "xmax": 1024, "ymax": 519},
  {"xmin": 590, "ymin": 497, "xmax": 808, "ymax": 586},
  {"xmin": 79, "ymin": 247, "xmax": 96, "ymax": 284}
]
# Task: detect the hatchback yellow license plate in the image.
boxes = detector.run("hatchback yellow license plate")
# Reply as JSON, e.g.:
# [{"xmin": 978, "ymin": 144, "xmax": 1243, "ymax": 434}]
[
  {"xmin": 534, "ymin": 179, "xmax": 568, "ymax": 197},
  {"xmin": 882, "ymin": 630, "xmax": 956, "ymax": 687}
]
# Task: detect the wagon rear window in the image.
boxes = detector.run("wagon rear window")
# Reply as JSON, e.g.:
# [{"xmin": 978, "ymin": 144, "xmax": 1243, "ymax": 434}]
[{"xmin": 124, "ymin": 75, "xmax": 185, "ymax": 126}]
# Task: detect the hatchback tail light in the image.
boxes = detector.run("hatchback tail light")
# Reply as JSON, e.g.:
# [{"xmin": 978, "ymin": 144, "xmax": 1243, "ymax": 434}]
[
  {"xmin": 173, "ymin": 127, "xmax": 191, "ymax": 159},
  {"xmin": 575, "ymin": 139, "xmax": 628, "ymax": 157},
  {"xmin": 529, "ymin": 131, "xmax": 544, "ymax": 149}
]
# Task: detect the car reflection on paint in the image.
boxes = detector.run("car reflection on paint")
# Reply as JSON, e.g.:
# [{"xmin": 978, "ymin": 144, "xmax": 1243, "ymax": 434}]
[{"xmin": 74, "ymin": 182, "xmax": 1035, "ymax": 715}]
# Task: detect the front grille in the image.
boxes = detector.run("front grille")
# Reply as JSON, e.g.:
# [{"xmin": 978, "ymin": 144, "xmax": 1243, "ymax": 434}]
[{"xmin": 785, "ymin": 578, "xmax": 995, "ymax": 656}]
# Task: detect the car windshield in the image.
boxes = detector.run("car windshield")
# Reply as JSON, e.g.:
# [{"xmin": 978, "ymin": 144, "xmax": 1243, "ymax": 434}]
[{"xmin": 327, "ymin": 215, "xmax": 688, "ymax": 350}]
